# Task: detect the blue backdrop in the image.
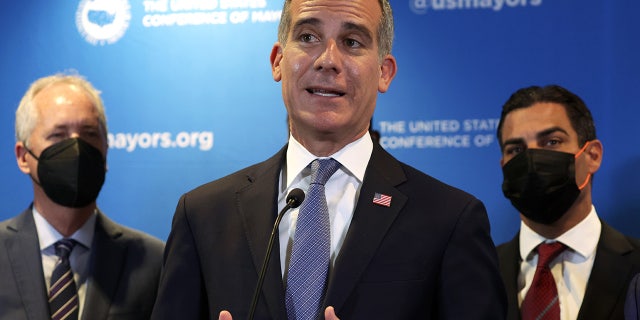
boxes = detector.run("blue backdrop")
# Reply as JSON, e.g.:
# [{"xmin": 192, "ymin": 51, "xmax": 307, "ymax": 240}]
[{"xmin": 1, "ymin": 0, "xmax": 639, "ymax": 245}]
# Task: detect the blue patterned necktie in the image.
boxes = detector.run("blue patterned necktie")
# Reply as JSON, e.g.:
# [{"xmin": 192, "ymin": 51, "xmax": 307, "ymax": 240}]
[
  {"xmin": 49, "ymin": 239, "xmax": 79, "ymax": 320},
  {"xmin": 286, "ymin": 158, "xmax": 340, "ymax": 320}
]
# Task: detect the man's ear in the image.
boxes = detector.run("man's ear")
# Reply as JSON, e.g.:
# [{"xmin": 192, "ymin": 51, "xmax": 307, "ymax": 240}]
[
  {"xmin": 585, "ymin": 139, "xmax": 603, "ymax": 174},
  {"xmin": 270, "ymin": 43, "xmax": 283, "ymax": 82},
  {"xmin": 15, "ymin": 141, "xmax": 31, "ymax": 174},
  {"xmin": 378, "ymin": 54, "xmax": 397, "ymax": 93}
]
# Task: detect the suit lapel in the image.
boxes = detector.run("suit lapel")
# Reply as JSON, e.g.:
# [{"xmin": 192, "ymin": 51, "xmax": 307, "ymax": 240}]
[
  {"xmin": 325, "ymin": 144, "xmax": 407, "ymax": 313},
  {"xmin": 4, "ymin": 209, "xmax": 51, "ymax": 319},
  {"xmin": 237, "ymin": 147, "xmax": 288, "ymax": 319},
  {"xmin": 578, "ymin": 222, "xmax": 637, "ymax": 320},
  {"xmin": 82, "ymin": 211, "xmax": 127, "ymax": 320},
  {"xmin": 498, "ymin": 235, "xmax": 522, "ymax": 320}
]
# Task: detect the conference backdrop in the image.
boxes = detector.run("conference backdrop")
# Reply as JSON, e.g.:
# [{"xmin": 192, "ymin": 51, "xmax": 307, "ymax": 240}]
[{"xmin": 1, "ymin": 0, "xmax": 638, "ymax": 245}]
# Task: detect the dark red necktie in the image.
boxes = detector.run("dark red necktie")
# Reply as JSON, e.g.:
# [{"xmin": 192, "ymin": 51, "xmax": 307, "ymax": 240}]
[{"xmin": 521, "ymin": 242, "xmax": 566, "ymax": 320}]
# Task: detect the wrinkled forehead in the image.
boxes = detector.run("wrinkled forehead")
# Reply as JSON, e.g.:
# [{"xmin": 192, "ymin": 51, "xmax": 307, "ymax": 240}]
[
  {"xmin": 290, "ymin": 0, "xmax": 382, "ymax": 26},
  {"xmin": 501, "ymin": 103, "xmax": 574, "ymax": 140}
]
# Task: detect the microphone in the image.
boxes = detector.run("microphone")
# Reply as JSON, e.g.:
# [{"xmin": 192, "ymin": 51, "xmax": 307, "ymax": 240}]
[{"xmin": 248, "ymin": 188, "xmax": 305, "ymax": 320}]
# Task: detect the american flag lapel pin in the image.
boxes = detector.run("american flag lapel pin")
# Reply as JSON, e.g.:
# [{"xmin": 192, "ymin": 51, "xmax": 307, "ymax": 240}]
[{"xmin": 372, "ymin": 192, "xmax": 392, "ymax": 207}]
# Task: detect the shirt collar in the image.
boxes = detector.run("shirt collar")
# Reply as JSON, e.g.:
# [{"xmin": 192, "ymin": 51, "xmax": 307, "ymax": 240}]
[
  {"xmin": 284, "ymin": 131, "xmax": 373, "ymax": 189},
  {"xmin": 33, "ymin": 206, "xmax": 97, "ymax": 250},
  {"xmin": 519, "ymin": 205, "xmax": 601, "ymax": 261}
]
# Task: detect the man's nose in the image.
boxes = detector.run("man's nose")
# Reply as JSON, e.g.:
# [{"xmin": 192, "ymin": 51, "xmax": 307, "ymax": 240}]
[{"xmin": 314, "ymin": 39, "xmax": 342, "ymax": 73}]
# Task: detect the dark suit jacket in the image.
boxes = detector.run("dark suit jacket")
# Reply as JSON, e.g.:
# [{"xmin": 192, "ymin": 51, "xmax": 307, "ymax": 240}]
[
  {"xmin": 625, "ymin": 272, "xmax": 640, "ymax": 320},
  {"xmin": 151, "ymin": 143, "xmax": 507, "ymax": 319},
  {"xmin": 498, "ymin": 222, "xmax": 640, "ymax": 320},
  {"xmin": 0, "ymin": 208, "xmax": 164, "ymax": 320}
]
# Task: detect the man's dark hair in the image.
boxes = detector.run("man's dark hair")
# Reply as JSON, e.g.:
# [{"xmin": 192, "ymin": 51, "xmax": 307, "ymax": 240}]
[{"xmin": 496, "ymin": 85, "xmax": 597, "ymax": 150}]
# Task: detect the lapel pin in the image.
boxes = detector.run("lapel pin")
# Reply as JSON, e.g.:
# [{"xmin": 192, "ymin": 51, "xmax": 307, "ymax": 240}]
[{"xmin": 372, "ymin": 192, "xmax": 392, "ymax": 207}]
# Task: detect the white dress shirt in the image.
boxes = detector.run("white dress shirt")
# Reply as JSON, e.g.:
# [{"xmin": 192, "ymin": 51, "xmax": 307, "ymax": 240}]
[
  {"xmin": 278, "ymin": 132, "xmax": 373, "ymax": 279},
  {"xmin": 518, "ymin": 205, "xmax": 601, "ymax": 320},
  {"xmin": 34, "ymin": 208, "xmax": 97, "ymax": 317}
]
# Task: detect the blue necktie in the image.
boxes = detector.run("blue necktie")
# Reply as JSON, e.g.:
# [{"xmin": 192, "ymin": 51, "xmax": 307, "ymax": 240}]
[
  {"xmin": 49, "ymin": 239, "xmax": 79, "ymax": 320},
  {"xmin": 286, "ymin": 158, "xmax": 340, "ymax": 320}
]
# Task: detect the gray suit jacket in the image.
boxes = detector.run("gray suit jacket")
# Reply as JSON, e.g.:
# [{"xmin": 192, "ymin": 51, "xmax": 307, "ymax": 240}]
[
  {"xmin": 0, "ymin": 207, "xmax": 164, "ymax": 320},
  {"xmin": 498, "ymin": 222, "xmax": 640, "ymax": 320}
]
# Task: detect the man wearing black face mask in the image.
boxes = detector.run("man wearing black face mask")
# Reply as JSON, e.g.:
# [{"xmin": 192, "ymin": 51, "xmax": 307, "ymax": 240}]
[
  {"xmin": 0, "ymin": 73, "xmax": 164, "ymax": 319},
  {"xmin": 496, "ymin": 84, "xmax": 640, "ymax": 320}
]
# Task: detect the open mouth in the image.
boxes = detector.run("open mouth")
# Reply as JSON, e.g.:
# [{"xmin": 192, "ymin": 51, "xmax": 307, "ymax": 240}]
[{"xmin": 307, "ymin": 88, "xmax": 345, "ymax": 97}]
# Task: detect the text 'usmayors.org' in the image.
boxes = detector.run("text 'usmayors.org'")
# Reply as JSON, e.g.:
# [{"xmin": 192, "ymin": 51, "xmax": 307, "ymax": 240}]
[
  {"xmin": 410, "ymin": 0, "xmax": 542, "ymax": 13},
  {"xmin": 108, "ymin": 131, "xmax": 214, "ymax": 152}
]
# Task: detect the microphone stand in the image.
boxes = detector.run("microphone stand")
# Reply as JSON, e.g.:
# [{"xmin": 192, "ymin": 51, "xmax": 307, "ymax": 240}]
[{"xmin": 247, "ymin": 189, "xmax": 304, "ymax": 320}]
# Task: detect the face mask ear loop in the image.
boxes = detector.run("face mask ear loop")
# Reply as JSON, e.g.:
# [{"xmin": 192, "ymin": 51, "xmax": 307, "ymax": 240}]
[
  {"xmin": 577, "ymin": 173, "xmax": 591, "ymax": 190},
  {"xmin": 22, "ymin": 142, "xmax": 40, "ymax": 161},
  {"xmin": 574, "ymin": 141, "xmax": 591, "ymax": 159},
  {"xmin": 575, "ymin": 141, "xmax": 592, "ymax": 190},
  {"xmin": 22, "ymin": 142, "xmax": 43, "ymax": 186}
]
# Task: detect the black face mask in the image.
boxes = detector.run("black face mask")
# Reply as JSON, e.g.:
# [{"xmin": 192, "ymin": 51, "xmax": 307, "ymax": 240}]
[
  {"xmin": 27, "ymin": 138, "xmax": 106, "ymax": 208},
  {"xmin": 501, "ymin": 146, "xmax": 590, "ymax": 225}
]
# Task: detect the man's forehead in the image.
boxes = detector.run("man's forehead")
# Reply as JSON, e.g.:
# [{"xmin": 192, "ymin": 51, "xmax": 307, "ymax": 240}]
[
  {"xmin": 37, "ymin": 82, "xmax": 80, "ymax": 96},
  {"xmin": 34, "ymin": 92, "xmax": 98, "ymax": 125},
  {"xmin": 34, "ymin": 83, "xmax": 89, "ymax": 107},
  {"xmin": 503, "ymin": 104, "xmax": 572, "ymax": 137},
  {"xmin": 508, "ymin": 103, "xmax": 569, "ymax": 124},
  {"xmin": 290, "ymin": 0, "xmax": 381, "ymax": 22}
]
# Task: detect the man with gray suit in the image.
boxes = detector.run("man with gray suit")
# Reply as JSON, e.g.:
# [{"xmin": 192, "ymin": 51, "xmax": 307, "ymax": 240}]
[{"xmin": 0, "ymin": 73, "xmax": 164, "ymax": 319}]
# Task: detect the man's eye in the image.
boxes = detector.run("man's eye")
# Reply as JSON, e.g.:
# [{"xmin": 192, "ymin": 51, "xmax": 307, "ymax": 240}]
[
  {"xmin": 505, "ymin": 146, "xmax": 523, "ymax": 155},
  {"xmin": 546, "ymin": 139, "xmax": 561, "ymax": 146},
  {"xmin": 345, "ymin": 38, "xmax": 362, "ymax": 48},
  {"xmin": 300, "ymin": 34, "xmax": 317, "ymax": 42},
  {"xmin": 49, "ymin": 132, "xmax": 66, "ymax": 139}
]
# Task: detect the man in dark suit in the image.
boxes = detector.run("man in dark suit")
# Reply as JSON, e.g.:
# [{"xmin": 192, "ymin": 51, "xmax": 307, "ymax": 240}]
[
  {"xmin": 626, "ymin": 274, "xmax": 640, "ymax": 319},
  {"xmin": 0, "ymin": 73, "xmax": 164, "ymax": 319},
  {"xmin": 151, "ymin": 0, "xmax": 506, "ymax": 319},
  {"xmin": 495, "ymin": 85, "xmax": 640, "ymax": 320}
]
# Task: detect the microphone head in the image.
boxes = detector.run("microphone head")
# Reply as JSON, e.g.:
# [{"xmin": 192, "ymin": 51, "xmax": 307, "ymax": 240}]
[{"xmin": 286, "ymin": 188, "xmax": 305, "ymax": 208}]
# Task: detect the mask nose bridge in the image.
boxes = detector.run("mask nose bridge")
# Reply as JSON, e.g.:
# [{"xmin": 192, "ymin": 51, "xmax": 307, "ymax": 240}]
[{"xmin": 525, "ymin": 150, "xmax": 537, "ymax": 173}]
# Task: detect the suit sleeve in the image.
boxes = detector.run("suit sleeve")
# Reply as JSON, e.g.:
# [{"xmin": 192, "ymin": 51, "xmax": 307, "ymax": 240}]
[
  {"xmin": 625, "ymin": 273, "xmax": 640, "ymax": 320},
  {"xmin": 151, "ymin": 194, "xmax": 210, "ymax": 320},
  {"xmin": 438, "ymin": 198, "xmax": 507, "ymax": 319}
]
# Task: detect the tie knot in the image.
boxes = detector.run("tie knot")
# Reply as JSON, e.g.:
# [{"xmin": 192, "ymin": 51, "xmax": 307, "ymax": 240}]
[
  {"xmin": 536, "ymin": 242, "xmax": 566, "ymax": 267},
  {"xmin": 310, "ymin": 158, "xmax": 340, "ymax": 186},
  {"xmin": 54, "ymin": 239, "xmax": 77, "ymax": 259}
]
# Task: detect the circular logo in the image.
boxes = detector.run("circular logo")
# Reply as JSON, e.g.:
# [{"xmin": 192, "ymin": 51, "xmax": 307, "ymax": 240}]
[
  {"xmin": 76, "ymin": 0, "xmax": 131, "ymax": 45},
  {"xmin": 410, "ymin": 0, "xmax": 429, "ymax": 14}
]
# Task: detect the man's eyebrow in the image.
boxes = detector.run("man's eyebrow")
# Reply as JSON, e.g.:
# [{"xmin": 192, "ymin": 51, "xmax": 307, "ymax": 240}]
[
  {"xmin": 536, "ymin": 126, "xmax": 569, "ymax": 140},
  {"xmin": 502, "ymin": 126, "xmax": 570, "ymax": 147},
  {"xmin": 502, "ymin": 137, "xmax": 525, "ymax": 148},
  {"xmin": 343, "ymin": 21, "xmax": 373, "ymax": 42},
  {"xmin": 291, "ymin": 18, "xmax": 374, "ymax": 43},
  {"xmin": 292, "ymin": 17, "xmax": 321, "ymax": 33},
  {"xmin": 81, "ymin": 123, "xmax": 101, "ymax": 130},
  {"xmin": 47, "ymin": 123, "xmax": 69, "ymax": 131}
]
